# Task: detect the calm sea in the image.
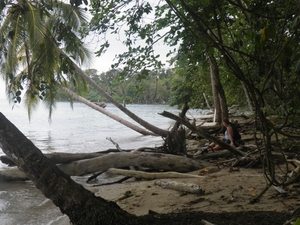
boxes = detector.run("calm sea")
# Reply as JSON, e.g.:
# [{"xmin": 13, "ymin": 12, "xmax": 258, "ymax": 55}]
[{"xmin": 0, "ymin": 100, "xmax": 207, "ymax": 225}]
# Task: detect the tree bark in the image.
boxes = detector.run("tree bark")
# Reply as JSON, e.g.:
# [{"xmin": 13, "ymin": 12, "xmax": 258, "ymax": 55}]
[
  {"xmin": 53, "ymin": 151, "xmax": 211, "ymax": 176},
  {"xmin": 106, "ymin": 168, "xmax": 205, "ymax": 180},
  {"xmin": 58, "ymin": 84, "xmax": 155, "ymax": 136},
  {"xmin": 0, "ymin": 150, "xmax": 211, "ymax": 181},
  {"xmin": 209, "ymin": 53, "xmax": 221, "ymax": 124},
  {"xmin": 207, "ymin": 53, "xmax": 229, "ymax": 123},
  {"xmin": 0, "ymin": 112, "xmax": 136, "ymax": 224},
  {"xmin": 154, "ymin": 180, "xmax": 205, "ymax": 194},
  {"xmin": 241, "ymin": 81, "xmax": 254, "ymax": 112},
  {"xmin": 0, "ymin": 152, "xmax": 109, "ymax": 166}
]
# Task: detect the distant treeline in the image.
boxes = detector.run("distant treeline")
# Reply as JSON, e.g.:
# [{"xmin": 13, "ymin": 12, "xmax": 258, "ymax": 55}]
[{"xmin": 58, "ymin": 68, "xmax": 173, "ymax": 105}]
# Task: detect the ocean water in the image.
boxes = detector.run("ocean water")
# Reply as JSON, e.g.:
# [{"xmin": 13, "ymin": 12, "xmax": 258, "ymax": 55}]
[{"xmin": 0, "ymin": 100, "xmax": 207, "ymax": 224}]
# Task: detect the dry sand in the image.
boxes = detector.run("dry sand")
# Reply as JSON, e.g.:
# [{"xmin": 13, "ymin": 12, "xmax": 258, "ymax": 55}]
[
  {"xmin": 51, "ymin": 165, "xmax": 300, "ymax": 225},
  {"xmin": 92, "ymin": 166, "xmax": 300, "ymax": 216}
]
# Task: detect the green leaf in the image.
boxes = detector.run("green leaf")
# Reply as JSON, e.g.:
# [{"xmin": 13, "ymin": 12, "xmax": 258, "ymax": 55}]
[
  {"xmin": 294, "ymin": 218, "xmax": 300, "ymax": 225},
  {"xmin": 16, "ymin": 91, "xmax": 22, "ymax": 96}
]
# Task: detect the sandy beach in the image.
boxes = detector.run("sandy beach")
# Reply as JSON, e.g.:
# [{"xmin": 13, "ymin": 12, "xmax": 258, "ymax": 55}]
[
  {"xmin": 51, "ymin": 164, "xmax": 300, "ymax": 224},
  {"xmin": 93, "ymin": 167, "xmax": 300, "ymax": 216}
]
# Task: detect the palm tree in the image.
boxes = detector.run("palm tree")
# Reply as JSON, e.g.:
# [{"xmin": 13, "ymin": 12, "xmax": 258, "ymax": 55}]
[
  {"xmin": 0, "ymin": 0, "xmax": 90, "ymax": 118},
  {"xmin": 0, "ymin": 0, "xmax": 170, "ymax": 137}
]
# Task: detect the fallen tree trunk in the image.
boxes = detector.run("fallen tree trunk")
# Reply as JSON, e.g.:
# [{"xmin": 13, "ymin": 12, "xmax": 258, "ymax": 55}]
[
  {"xmin": 58, "ymin": 152, "xmax": 211, "ymax": 176},
  {"xmin": 0, "ymin": 152, "xmax": 211, "ymax": 181},
  {"xmin": 0, "ymin": 149, "xmax": 132, "ymax": 166},
  {"xmin": 106, "ymin": 168, "xmax": 205, "ymax": 180},
  {"xmin": 0, "ymin": 151, "xmax": 110, "ymax": 166},
  {"xmin": 0, "ymin": 167, "xmax": 28, "ymax": 181},
  {"xmin": 154, "ymin": 179, "xmax": 205, "ymax": 194}
]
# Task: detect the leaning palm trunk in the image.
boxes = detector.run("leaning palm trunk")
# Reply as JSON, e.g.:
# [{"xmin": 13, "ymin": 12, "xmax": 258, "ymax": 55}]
[
  {"xmin": 58, "ymin": 84, "xmax": 154, "ymax": 136},
  {"xmin": 58, "ymin": 50, "xmax": 170, "ymax": 138}
]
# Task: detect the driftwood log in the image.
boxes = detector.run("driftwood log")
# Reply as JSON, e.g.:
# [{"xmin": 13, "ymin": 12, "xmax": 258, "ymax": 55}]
[
  {"xmin": 154, "ymin": 179, "xmax": 205, "ymax": 194},
  {"xmin": 0, "ymin": 152, "xmax": 110, "ymax": 166},
  {"xmin": 106, "ymin": 168, "xmax": 205, "ymax": 180},
  {"xmin": 201, "ymin": 220, "xmax": 216, "ymax": 225},
  {"xmin": 58, "ymin": 152, "xmax": 211, "ymax": 176},
  {"xmin": 0, "ymin": 152, "xmax": 211, "ymax": 181},
  {"xmin": 0, "ymin": 167, "xmax": 28, "ymax": 181}
]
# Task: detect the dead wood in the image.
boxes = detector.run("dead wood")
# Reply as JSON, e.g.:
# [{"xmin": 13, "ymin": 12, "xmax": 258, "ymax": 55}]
[
  {"xmin": 0, "ymin": 167, "xmax": 28, "ymax": 181},
  {"xmin": 92, "ymin": 176, "xmax": 132, "ymax": 187},
  {"xmin": 154, "ymin": 179, "xmax": 205, "ymax": 194},
  {"xmin": 58, "ymin": 152, "xmax": 212, "ymax": 176},
  {"xmin": 201, "ymin": 220, "xmax": 216, "ymax": 225},
  {"xmin": 87, "ymin": 171, "xmax": 106, "ymax": 183},
  {"xmin": 163, "ymin": 103, "xmax": 189, "ymax": 155},
  {"xmin": 106, "ymin": 168, "xmax": 205, "ymax": 180},
  {"xmin": 193, "ymin": 149, "xmax": 233, "ymax": 159},
  {"xmin": 0, "ymin": 152, "xmax": 109, "ymax": 166},
  {"xmin": 160, "ymin": 111, "xmax": 246, "ymax": 158},
  {"xmin": 0, "ymin": 152, "xmax": 212, "ymax": 181}
]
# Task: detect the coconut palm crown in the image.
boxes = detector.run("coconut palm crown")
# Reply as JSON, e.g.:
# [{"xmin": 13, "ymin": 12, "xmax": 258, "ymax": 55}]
[{"xmin": 0, "ymin": 0, "xmax": 91, "ymax": 119}]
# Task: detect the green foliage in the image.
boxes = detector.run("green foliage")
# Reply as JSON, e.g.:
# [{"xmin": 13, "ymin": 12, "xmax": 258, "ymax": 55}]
[
  {"xmin": 294, "ymin": 218, "xmax": 300, "ymax": 225},
  {"xmin": 169, "ymin": 54, "xmax": 211, "ymax": 109},
  {"xmin": 84, "ymin": 68, "xmax": 172, "ymax": 104},
  {"xmin": 88, "ymin": 0, "xmax": 249, "ymax": 110},
  {"xmin": 89, "ymin": 0, "xmax": 179, "ymax": 73},
  {"xmin": 2, "ymin": 0, "xmax": 300, "ymax": 126},
  {"xmin": 0, "ymin": 0, "xmax": 91, "ymax": 118}
]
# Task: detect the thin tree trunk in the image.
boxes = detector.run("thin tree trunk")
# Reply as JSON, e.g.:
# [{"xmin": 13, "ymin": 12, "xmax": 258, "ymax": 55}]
[
  {"xmin": 209, "ymin": 53, "xmax": 222, "ymax": 124},
  {"xmin": 202, "ymin": 93, "xmax": 211, "ymax": 109},
  {"xmin": 207, "ymin": 53, "xmax": 228, "ymax": 123},
  {"xmin": 58, "ymin": 84, "xmax": 154, "ymax": 136},
  {"xmin": 241, "ymin": 81, "xmax": 254, "ymax": 112}
]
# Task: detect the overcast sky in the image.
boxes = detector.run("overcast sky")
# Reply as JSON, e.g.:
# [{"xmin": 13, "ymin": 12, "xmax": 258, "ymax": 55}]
[
  {"xmin": 87, "ymin": 30, "xmax": 172, "ymax": 73},
  {"xmin": 0, "ymin": 40, "xmax": 172, "ymax": 98}
]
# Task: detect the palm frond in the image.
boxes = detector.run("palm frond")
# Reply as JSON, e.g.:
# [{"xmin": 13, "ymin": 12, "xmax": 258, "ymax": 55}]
[
  {"xmin": 0, "ymin": 0, "xmax": 92, "ymax": 118},
  {"xmin": 43, "ymin": 81, "xmax": 57, "ymax": 120},
  {"xmin": 23, "ymin": 2, "xmax": 45, "ymax": 50},
  {"xmin": 52, "ymin": 1, "xmax": 90, "ymax": 29},
  {"xmin": 1, "ymin": 14, "xmax": 23, "ymax": 76},
  {"xmin": 24, "ymin": 87, "xmax": 40, "ymax": 121}
]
